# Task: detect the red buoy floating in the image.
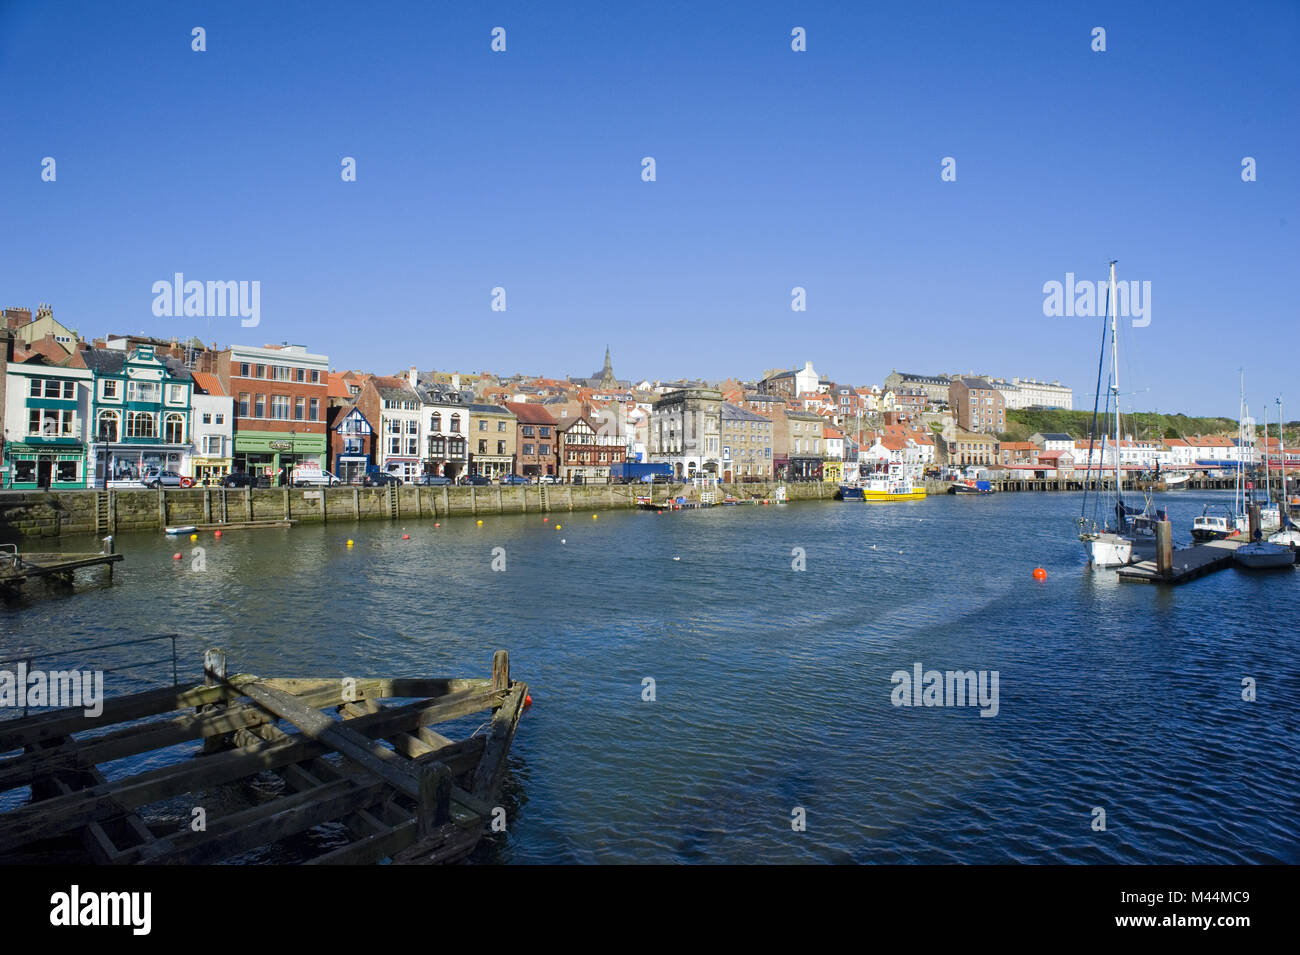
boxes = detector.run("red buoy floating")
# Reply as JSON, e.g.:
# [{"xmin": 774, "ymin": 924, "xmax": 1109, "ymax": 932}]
[
  {"xmin": 524, "ymin": 693, "xmax": 533, "ymax": 708},
  {"xmin": 172, "ymin": 553, "xmax": 182, "ymax": 561},
  {"xmin": 402, "ymin": 534, "xmax": 410, "ymax": 540},
  {"xmin": 1032, "ymin": 567, "xmax": 1047, "ymax": 580},
  {"xmin": 214, "ymin": 529, "xmax": 222, "ymax": 538}
]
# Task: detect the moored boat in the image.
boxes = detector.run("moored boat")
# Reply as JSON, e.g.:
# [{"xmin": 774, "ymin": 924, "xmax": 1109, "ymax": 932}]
[
  {"xmin": 1234, "ymin": 540, "xmax": 1295, "ymax": 569},
  {"xmin": 841, "ymin": 462, "xmax": 925, "ymax": 502},
  {"xmin": 1191, "ymin": 505, "xmax": 1245, "ymax": 542}
]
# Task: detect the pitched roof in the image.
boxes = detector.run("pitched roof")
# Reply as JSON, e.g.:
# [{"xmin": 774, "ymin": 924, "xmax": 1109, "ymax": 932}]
[
  {"xmin": 191, "ymin": 371, "xmax": 225, "ymax": 395},
  {"xmin": 503, "ymin": 401, "xmax": 557, "ymax": 425},
  {"xmin": 370, "ymin": 375, "xmax": 421, "ymax": 401},
  {"xmin": 721, "ymin": 402, "xmax": 771, "ymax": 422},
  {"xmin": 326, "ymin": 372, "xmax": 353, "ymax": 399}
]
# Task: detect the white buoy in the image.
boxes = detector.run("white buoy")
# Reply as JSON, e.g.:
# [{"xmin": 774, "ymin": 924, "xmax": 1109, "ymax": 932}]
[{"xmin": 672, "ymin": 556, "xmax": 681, "ymax": 561}]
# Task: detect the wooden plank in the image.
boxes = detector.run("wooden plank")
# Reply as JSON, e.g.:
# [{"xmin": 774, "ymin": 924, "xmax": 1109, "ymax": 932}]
[
  {"xmin": 0, "ymin": 701, "xmax": 274, "ymax": 793},
  {"xmin": 0, "ymin": 679, "xmax": 255, "ymax": 753},
  {"xmin": 127, "ymin": 777, "xmax": 388, "ymax": 865},
  {"xmin": 470, "ymin": 683, "xmax": 527, "ymax": 803},
  {"xmin": 264, "ymin": 677, "xmax": 490, "ymax": 699}
]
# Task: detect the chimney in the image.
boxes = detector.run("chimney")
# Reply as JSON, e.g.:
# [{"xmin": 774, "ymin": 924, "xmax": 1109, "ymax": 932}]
[{"xmin": 408, "ymin": 366, "xmax": 418, "ymax": 388}]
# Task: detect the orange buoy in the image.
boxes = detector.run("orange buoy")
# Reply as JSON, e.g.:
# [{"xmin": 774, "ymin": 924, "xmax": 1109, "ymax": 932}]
[
  {"xmin": 435, "ymin": 522, "xmax": 440, "ymax": 527},
  {"xmin": 1033, "ymin": 567, "xmax": 1047, "ymax": 580},
  {"xmin": 172, "ymin": 552, "xmax": 182, "ymax": 560},
  {"xmin": 657, "ymin": 510, "xmax": 662, "ymax": 515},
  {"xmin": 402, "ymin": 534, "xmax": 410, "ymax": 540},
  {"xmin": 543, "ymin": 517, "xmax": 548, "ymax": 522},
  {"xmin": 524, "ymin": 693, "xmax": 533, "ymax": 707}
]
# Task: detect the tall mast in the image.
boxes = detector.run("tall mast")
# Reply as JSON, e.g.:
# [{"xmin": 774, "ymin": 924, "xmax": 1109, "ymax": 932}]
[
  {"xmin": 1109, "ymin": 261, "xmax": 1122, "ymax": 499},
  {"xmin": 1237, "ymin": 370, "xmax": 1245, "ymax": 517},
  {"xmin": 1279, "ymin": 396, "xmax": 1287, "ymax": 503},
  {"xmin": 1264, "ymin": 404, "xmax": 1271, "ymax": 503}
]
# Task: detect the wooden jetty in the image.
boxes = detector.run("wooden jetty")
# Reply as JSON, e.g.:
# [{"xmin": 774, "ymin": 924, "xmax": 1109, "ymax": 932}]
[
  {"xmin": 1117, "ymin": 538, "xmax": 1242, "ymax": 585},
  {"xmin": 0, "ymin": 543, "xmax": 122, "ymax": 597},
  {"xmin": 0, "ymin": 649, "xmax": 527, "ymax": 865}
]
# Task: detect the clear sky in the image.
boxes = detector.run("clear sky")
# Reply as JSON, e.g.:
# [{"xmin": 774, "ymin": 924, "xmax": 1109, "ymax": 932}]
[{"xmin": 1, "ymin": 1, "xmax": 1296, "ymax": 417}]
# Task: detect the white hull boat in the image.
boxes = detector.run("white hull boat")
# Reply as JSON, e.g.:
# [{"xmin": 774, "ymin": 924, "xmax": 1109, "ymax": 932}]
[
  {"xmin": 1233, "ymin": 541, "xmax": 1295, "ymax": 569},
  {"xmin": 1084, "ymin": 532, "xmax": 1133, "ymax": 567}
]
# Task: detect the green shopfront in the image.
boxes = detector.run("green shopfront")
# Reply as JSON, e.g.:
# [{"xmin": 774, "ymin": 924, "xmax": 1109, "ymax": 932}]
[{"xmin": 233, "ymin": 431, "xmax": 325, "ymax": 484}]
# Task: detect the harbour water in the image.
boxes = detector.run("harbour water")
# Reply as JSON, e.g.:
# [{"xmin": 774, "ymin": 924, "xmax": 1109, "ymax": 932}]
[{"xmin": 2, "ymin": 489, "xmax": 1297, "ymax": 864}]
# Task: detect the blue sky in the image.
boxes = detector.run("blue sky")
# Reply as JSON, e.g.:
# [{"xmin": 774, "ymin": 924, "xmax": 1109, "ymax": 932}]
[{"xmin": 1, "ymin": 1, "xmax": 1296, "ymax": 417}]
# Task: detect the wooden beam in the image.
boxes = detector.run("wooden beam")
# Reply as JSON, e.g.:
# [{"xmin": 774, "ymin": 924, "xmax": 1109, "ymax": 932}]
[
  {"xmin": 0, "ymin": 679, "xmax": 255, "ymax": 753},
  {"xmin": 470, "ymin": 683, "xmax": 528, "ymax": 803},
  {"xmin": 239, "ymin": 681, "xmax": 421, "ymax": 799}
]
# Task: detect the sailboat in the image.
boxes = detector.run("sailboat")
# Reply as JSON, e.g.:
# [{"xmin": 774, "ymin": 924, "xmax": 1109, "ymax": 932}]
[
  {"xmin": 1192, "ymin": 373, "xmax": 1251, "ymax": 542},
  {"xmin": 1078, "ymin": 261, "xmax": 1166, "ymax": 566},
  {"xmin": 1268, "ymin": 396, "xmax": 1300, "ymax": 553}
]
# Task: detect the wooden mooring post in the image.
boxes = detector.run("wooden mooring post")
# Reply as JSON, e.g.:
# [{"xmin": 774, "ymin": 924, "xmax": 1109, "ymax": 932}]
[{"xmin": 1156, "ymin": 520, "xmax": 1173, "ymax": 576}]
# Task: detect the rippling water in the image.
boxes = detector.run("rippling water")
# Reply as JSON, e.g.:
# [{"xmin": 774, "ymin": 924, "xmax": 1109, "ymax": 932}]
[{"xmin": 3, "ymin": 489, "xmax": 1297, "ymax": 864}]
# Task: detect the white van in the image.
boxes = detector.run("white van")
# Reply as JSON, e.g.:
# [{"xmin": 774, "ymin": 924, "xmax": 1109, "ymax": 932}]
[{"xmin": 291, "ymin": 465, "xmax": 341, "ymax": 487}]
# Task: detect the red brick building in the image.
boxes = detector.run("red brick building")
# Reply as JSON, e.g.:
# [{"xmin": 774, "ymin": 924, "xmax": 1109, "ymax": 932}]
[
  {"xmin": 505, "ymin": 401, "xmax": 559, "ymax": 479},
  {"xmin": 200, "ymin": 343, "xmax": 331, "ymax": 477}
]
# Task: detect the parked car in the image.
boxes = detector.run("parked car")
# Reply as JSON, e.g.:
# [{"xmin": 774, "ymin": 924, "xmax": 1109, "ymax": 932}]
[
  {"xmin": 142, "ymin": 469, "xmax": 194, "ymax": 489},
  {"xmin": 498, "ymin": 474, "xmax": 530, "ymax": 485},
  {"xmin": 291, "ymin": 466, "xmax": 342, "ymax": 487},
  {"xmin": 414, "ymin": 474, "xmax": 453, "ymax": 486},
  {"xmin": 538, "ymin": 474, "xmax": 560, "ymax": 484},
  {"xmin": 363, "ymin": 472, "xmax": 403, "ymax": 487},
  {"xmin": 221, "ymin": 471, "xmax": 259, "ymax": 488},
  {"xmin": 459, "ymin": 475, "xmax": 491, "ymax": 486}
]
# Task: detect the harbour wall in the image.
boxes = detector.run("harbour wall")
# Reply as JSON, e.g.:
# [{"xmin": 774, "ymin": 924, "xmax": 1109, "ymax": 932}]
[
  {"xmin": 0, "ymin": 476, "xmax": 1253, "ymax": 541},
  {"xmin": 0, "ymin": 482, "xmax": 832, "ymax": 541}
]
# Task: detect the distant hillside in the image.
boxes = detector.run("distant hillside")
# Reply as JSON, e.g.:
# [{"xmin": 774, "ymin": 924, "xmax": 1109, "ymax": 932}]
[{"xmin": 1001, "ymin": 409, "xmax": 1239, "ymax": 443}]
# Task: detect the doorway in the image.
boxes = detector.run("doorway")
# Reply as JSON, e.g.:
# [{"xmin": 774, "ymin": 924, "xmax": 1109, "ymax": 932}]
[{"xmin": 37, "ymin": 458, "xmax": 53, "ymax": 489}]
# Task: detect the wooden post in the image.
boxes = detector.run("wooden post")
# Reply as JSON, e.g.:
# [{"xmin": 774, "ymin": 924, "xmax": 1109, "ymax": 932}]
[
  {"xmin": 1248, "ymin": 504, "xmax": 1261, "ymax": 541},
  {"xmin": 1156, "ymin": 519, "xmax": 1173, "ymax": 576},
  {"xmin": 283, "ymin": 486, "xmax": 290, "ymax": 520},
  {"xmin": 201, "ymin": 648, "xmax": 228, "ymax": 755},
  {"xmin": 417, "ymin": 763, "xmax": 452, "ymax": 835},
  {"xmin": 246, "ymin": 487, "xmax": 253, "ymax": 522},
  {"xmin": 203, "ymin": 489, "xmax": 211, "ymax": 525},
  {"xmin": 490, "ymin": 650, "xmax": 510, "ymax": 692},
  {"xmin": 353, "ymin": 486, "xmax": 360, "ymax": 518},
  {"xmin": 471, "ymin": 486, "xmax": 477, "ymax": 515},
  {"xmin": 321, "ymin": 486, "xmax": 327, "ymax": 524},
  {"xmin": 442, "ymin": 486, "xmax": 449, "ymax": 515},
  {"xmin": 158, "ymin": 487, "xmax": 166, "ymax": 529}
]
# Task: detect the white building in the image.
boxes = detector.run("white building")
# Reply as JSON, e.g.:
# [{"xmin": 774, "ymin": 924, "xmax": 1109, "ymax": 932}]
[
  {"xmin": 994, "ymin": 377, "xmax": 1073, "ymax": 410},
  {"xmin": 189, "ymin": 391, "xmax": 234, "ymax": 483}
]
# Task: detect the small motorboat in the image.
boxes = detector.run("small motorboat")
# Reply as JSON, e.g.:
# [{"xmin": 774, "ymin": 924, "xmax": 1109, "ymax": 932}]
[
  {"xmin": 1191, "ymin": 505, "xmax": 1244, "ymax": 542},
  {"xmin": 950, "ymin": 479, "xmax": 993, "ymax": 495},
  {"xmin": 164, "ymin": 525, "xmax": 198, "ymax": 536},
  {"xmin": 1234, "ymin": 540, "xmax": 1295, "ymax": 569},
  {"xmin": 1162, "ymin": 472, "xmax": 1190, "ymax": 488}
]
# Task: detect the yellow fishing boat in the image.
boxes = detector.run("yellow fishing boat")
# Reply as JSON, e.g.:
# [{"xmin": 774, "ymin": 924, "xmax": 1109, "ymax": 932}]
[{"xmin": 839, "ymin": 463, "xmax": 926, "ymax": 502}]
